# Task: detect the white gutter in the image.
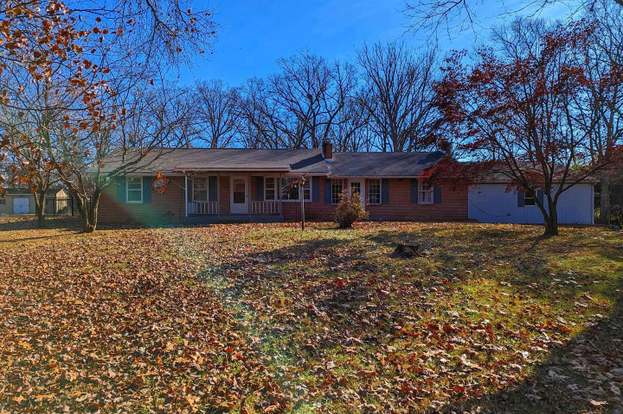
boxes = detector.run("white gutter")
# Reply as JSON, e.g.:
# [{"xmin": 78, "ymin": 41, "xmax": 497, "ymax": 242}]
[
  {"xmin": 326, "ymin": 175, "xmax": 426, "ymax": 179},
  {"xmin": 174, "ymin": 167, "xmax": 289, "ymax": 172}
]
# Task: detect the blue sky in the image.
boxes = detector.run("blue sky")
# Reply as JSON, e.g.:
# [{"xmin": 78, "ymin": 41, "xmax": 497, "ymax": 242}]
[{"xmin": 173, "ymin": 0, "xmax": 579, "ymax": 87}]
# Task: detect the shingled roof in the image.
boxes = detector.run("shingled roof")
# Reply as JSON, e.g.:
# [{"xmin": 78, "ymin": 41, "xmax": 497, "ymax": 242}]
[
  {"xmin": 328, "ymin": 152, "xmax": 445, "ymax": 177},
  {"xmin": 99, "ymin": 148, "xmax": 446, "ymax": 178}
]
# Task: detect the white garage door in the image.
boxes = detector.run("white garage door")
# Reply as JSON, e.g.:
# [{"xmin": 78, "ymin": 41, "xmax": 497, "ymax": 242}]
[{"xmin": 13, "ymin": 197, "xmax": 30, "ymax": 214}]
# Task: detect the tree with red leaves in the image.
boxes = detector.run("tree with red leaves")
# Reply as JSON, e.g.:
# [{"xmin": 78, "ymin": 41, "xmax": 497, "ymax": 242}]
[
  {"xmin": 0, "ymin": 1, "xmax": 215, "ymax": 232},
  {"xmin": 2, "ymin": 112, "xmax": 59, "ymax": 227},
  {"xmin": 573, "ymin": 0, "xmax": 623, "ymax": 224},
  {"xmin": 436, "ymin": 18, "xmax": 622, "ymax": 236}
]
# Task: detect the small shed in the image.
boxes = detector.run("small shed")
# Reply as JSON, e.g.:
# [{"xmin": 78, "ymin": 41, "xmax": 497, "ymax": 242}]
[{"xmin": 0, "ymin": 187, "xmax": 71, "ymax": 216}]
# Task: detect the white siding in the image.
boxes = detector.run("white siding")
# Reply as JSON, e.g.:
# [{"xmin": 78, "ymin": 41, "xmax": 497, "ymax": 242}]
[{"xmin": 468, "ymin": 184, "xmax": 594, "ymax": 225}]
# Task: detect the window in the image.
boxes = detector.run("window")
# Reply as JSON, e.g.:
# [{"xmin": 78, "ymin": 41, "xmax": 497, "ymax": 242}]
[
  {"xmin": 280, "ymin": 177, "xmax": 311, "ymax": 201},
  {"xmin": 193, "ymin": 177, "xmax": 208, "ymax": 201},
  {"xmin": 524, "ymin": 189, "xmax": 536, "ymax": 206},
  {"xmin": 0, "ymin": 197, "xmax": 5, "ymax": 205},
  {"xmin": 367, "ymin": 179, "xmax": 381, "ymax": 204},
  {"xmin": 126, "ymin": 176, "xmax": 143, "ymax": 203},
  {"xmin": 265, "ymin": 177, "xmax": 276, "ymax": 201},
  {"xmin": 418, "ymin": 180, "xmax": 434, "ymax": 204},
  {"xmin": 331, "ymin": 180, "xmax": 343, "ymax": 204}
]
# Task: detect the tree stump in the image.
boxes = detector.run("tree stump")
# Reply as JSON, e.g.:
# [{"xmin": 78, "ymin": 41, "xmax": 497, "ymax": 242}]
[{"xmin": 391, "ymin": 243, "xmax": 421, "ymax": 258}]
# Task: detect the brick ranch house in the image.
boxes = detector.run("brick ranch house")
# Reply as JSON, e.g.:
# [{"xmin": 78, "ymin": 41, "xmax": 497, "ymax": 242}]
[{"xmin": 98, "ymin": 142, "xmax": 595, "ymax": 225}]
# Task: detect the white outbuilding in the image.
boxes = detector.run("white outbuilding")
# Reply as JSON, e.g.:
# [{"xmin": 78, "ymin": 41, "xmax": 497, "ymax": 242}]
[{"xmin": 468, "ymin": 182, "xmax": 595, "ymax": 225}]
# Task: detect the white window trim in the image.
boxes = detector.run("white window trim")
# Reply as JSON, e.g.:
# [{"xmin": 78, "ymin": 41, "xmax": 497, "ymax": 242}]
[
  {"xmin": 279, "ymin": 176, "xmax": 312, "ymax": 202},
  {"xmin": 331, "ymin": 179, "xmax": 343, "ymax": 205},
  {"xmin": 192, "ymin": 177, "xmax": 209, "ymax": 202},
  {"xmin": 523, "ymin": 188, "xmax": 537, "ymax": 206},
  {"xmin": 418, "ymin": 180, "xmax": 434, "ymax": 205},
  {"xmin": 264, "ymin": 176, "xmax": 278, "ymax": 201},
  {"xmin": 126, "ymin": 176, "xmax": 143, "ymax": 204},
  {"xmin": 191, "ymin": 176, "xmax": 219, "ymax": 203},
  {"xmin": 367, "ymin": 179, "xmax": 382, "ymax": 205}
]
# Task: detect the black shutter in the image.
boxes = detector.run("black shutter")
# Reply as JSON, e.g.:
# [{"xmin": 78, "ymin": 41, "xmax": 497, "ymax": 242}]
[
  {"xmin": 433, "ymin": 185, "xmax": 442, "ymax": 204},
  {"xmin": 312, "ymin": 176, "xmax": 320, "ymax": 202},
  {"xmin": 116, "ymin": 176, "xmax": 126, "ymax": 203},
  {"xmin": 410, "ymin": 178, "xmax": 419, "ymax": 204},
  {"xmin": 324, "ymin": 178, "xmax": 332, "ymax": 204},
  {"xmin": 254, "ymin": 176, "xmax": 264, "ymax": 201},
  {"xmin": 187, "ymin": 177, "xmax": 193, "ymax": 202},
  {"xmin": 381, "ymin": 179, "xmax": 390, "ymax": 203},
  {"xmin": 208, "ymin": 176, "xmax": 218, "ymax": 202},
  {"xmin": 537, "ymin": 189, "xmax": 544, "ymax": 205},
  {"xmin": 143, "ymin": 177, "xmax": 153, "ymax": 203}
]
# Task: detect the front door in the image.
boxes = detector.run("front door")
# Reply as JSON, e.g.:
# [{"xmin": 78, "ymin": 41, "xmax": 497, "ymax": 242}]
[
  {"xmin": 230, "ymin": 176, "xmax": 248, "ymax": 214},
  {"xmin": 349, "ymin": 180, "xmax": 365, "ymax": 209}
]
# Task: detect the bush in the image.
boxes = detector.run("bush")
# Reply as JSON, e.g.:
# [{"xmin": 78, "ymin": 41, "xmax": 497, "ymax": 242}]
[{"xmin": 335, "ymin": 191, "xmax": 368, "ymax": 229}]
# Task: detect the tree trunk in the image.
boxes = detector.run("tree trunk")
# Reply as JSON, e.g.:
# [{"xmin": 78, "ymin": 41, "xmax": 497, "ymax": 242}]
[
  {"xmin": 543, "ymin": 201, "xmax": 559, "ymax": 237},
  {"xmin": 87, "ymin": 198, "xmax": 100, "ymax": 232},
  {"xmin": 33, "ymin": 190, "xmax": 47, "ymax": 228},
  {"xmin": 599, "ymin": 174, "xmax": 611, "ymax": 225},
  {"xmin": 78, "ymin": 199, "xmax": 90, "ymax": 233},
  {"xmin": 78, "ymin": 193, "xmax": 101, "ymax": 233}
]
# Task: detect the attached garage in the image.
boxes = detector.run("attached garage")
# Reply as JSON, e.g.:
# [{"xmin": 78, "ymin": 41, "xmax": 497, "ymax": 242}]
[{"xmin": 468, "ymin": 183, "xmax": 595, "ymax": 225}]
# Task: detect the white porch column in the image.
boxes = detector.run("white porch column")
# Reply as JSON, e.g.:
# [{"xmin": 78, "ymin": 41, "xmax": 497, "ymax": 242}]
[{"xmin": 184, "ymin": 174, "xmax": 188, "ymax": 217}]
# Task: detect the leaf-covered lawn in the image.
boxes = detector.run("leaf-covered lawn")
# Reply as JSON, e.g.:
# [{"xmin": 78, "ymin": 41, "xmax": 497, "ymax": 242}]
[{"xmin": 1, "ymin": 216, "xmax": 622, "ymax": 413}]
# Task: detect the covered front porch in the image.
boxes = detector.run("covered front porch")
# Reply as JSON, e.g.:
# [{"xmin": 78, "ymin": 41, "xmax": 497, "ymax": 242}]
[
  {"xmin": 182, "ymin": 172, "xmax": 310, "ymax": 218},
  {"xmin": 186, "ymin": 199, "xmax": 282, "ymax": 216}
]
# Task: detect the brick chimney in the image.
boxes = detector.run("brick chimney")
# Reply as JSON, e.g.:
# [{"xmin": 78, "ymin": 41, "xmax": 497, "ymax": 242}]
[{"xmin": 322, "ymin": 141, "xmax": 333, "ymax": 159}]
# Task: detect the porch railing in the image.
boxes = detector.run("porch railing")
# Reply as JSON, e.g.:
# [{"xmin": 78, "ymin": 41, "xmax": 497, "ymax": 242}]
[
  {"xmin": 188, "ymin": 201, "xmax": 219, "ymax": 215},
  {"xmin": 250, "ymin": 200, "xmax": 281, "ymax": 215}
]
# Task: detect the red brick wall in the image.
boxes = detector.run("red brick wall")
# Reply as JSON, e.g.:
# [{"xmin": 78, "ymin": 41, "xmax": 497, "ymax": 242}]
[
  {"xmin": 282, "ymin": 177, "xmax": 468, "ymax": 222},
  {"xmin": 281, "ymin": 176, "xmax": 334, "ymax": 221},
  {"xmin": 98, "ymin": 176, "xmax": 186, "ymax": 224},
  {"xmin": 98, "ymin": 175, "xmax": 468, "ymax": 224},
  {"xmin": 364, "ymin": 178, "xmax": 467, "ymax": 221}
]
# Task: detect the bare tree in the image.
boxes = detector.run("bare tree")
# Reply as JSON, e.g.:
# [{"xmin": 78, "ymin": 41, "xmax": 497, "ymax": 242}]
[
  {"xmin": 194, "ymin": 81, "xmax": 241, "ymax": 148},
  {"xmin": 0, "ymin": 56, "xmax": 76, "ymax": 227},
  {"xmin": 266, "ymin": 54, "xmax": 357, "ymax": 149},
  {"xmin": 405, "ymin": 0, "xmax": 623, "ymax": 32},
  {"xmin": 236, "ymin": 56, "xmax": 360, "ymax": 150},
  {"xmin": 358, "ymin": 43, "xmax": 440, "ymax": 152},
  {"xmin": 62, "ymin": 0, "xmax": 216, "ymax": 62},
  {"xmin": 1, "ymin": 116, "xmax": 58, "ymax": 227},
  {"xmin": 327, "ymin": 98, "xmax": 371, "ymax": 152},
  {"xmin": 237, "ymin": 79, "xmax": 287, "ymax": 149}
]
